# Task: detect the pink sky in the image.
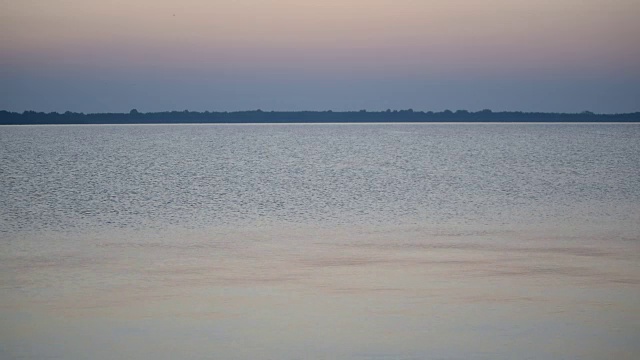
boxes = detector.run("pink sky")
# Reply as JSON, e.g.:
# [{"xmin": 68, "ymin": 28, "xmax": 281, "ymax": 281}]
[{"xmin": 2, "ymin": 0, "xmax": 639, "ymax": 112}]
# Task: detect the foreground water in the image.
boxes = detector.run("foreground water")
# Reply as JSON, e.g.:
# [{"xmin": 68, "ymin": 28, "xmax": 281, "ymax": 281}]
[{"xmin": 1, "ymin": 123, "xmax": 639, "ymax": 359}]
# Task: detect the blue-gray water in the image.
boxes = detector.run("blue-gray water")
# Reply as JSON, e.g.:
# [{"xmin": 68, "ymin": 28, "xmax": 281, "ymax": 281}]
[{"xmin": 1, "ymin": 123, "xmax": 639, "ymax": 359}]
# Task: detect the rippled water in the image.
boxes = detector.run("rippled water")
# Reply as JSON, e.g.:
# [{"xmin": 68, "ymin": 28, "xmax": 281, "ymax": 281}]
[{"xmin": 1, "ymin": 124, "xmax": 639, "ymax": 360}]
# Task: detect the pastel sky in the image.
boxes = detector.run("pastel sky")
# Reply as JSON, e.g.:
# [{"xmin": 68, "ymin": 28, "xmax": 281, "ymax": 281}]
[{"xmin": 1, "ymin": 0, "xmax": 639, "ymax": 113}]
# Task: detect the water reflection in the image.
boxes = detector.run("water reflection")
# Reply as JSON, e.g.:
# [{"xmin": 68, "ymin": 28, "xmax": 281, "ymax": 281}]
[
  {"xmin": 2, "ymin": 225, "xmax": 639, "ymax": 359},
  {"xmin": 1, "ymin": 124, "xmax": 639, "ymax": 359}
]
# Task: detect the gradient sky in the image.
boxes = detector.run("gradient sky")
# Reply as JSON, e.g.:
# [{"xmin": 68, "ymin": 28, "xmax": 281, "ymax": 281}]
[{"xmin": 1, "ymin": 0, "xmax": 639, "ymax": 113}]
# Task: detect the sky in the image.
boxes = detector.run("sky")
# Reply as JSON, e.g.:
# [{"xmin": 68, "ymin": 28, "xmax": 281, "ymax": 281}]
[{"xmin": 1, "ymin": 0, "xmax": 639, "ymax": 113}]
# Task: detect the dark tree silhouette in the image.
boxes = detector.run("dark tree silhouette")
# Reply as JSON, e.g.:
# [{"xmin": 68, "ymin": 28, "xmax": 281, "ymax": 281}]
[{"xmin": 0, "ymin": 109, "xmax": 638, "ymax": 125}]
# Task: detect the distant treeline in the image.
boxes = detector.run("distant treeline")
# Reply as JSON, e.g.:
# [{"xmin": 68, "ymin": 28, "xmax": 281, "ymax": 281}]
[{"xmin": 1, "ymin": 109, "xmax": 639, "ymax": 125}]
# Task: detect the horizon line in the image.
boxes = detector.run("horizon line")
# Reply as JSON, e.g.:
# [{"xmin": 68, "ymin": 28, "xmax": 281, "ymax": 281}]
[{"xmin": 5, "ymin": 109, "xmax": 640, "ymax": 116}]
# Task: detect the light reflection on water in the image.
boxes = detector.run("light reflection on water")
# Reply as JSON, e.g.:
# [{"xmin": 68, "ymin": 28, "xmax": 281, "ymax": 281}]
[
  {"xmin": 1, "ymin": 124, "xmax": 639, "ymax": 359},
  {"xmin": 2, "ymin": 224, "xmax": 638, "ymax": 360}
]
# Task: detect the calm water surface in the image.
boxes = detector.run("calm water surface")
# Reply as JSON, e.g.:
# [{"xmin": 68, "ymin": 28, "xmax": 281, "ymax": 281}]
[{"xmin": 1, "ymin": 124, "xmax": 639, "ymax": 359}]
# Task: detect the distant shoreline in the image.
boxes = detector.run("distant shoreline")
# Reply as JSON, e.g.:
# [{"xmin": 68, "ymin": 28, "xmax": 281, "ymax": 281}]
[{"xmin": 2, "ymin": 109, "xmax": 639, "ymax": 125}]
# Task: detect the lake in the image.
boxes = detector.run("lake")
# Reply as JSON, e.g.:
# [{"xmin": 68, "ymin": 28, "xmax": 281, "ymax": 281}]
[{"xmin": 1, "ymin": 123, "xmax": 639, "ymax": 359}]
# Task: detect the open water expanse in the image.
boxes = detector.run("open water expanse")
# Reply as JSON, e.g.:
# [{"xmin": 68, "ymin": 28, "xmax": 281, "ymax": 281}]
[{"xmin": 1, "ymin": 123, "xmax": 639, "ymax": 359}]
